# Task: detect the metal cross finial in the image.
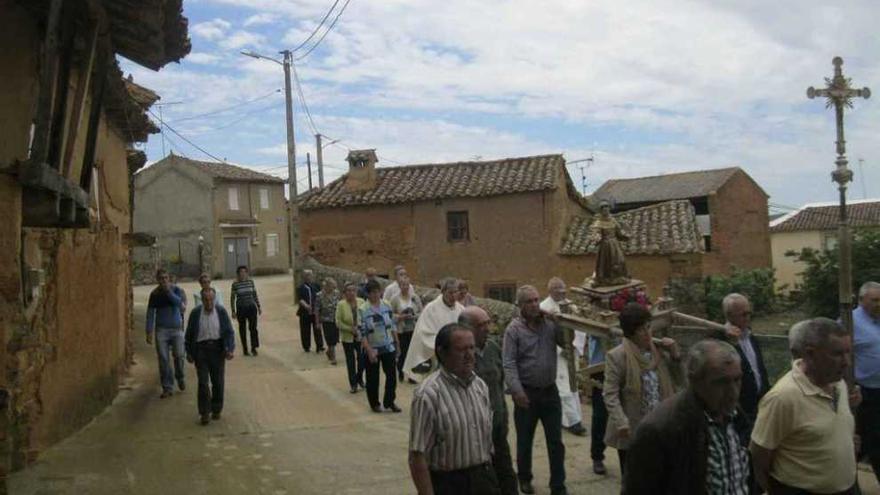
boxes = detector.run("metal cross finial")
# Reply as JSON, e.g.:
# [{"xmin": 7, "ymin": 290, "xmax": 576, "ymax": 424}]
[{"xmin": 807, "ymin": 56, "xmax": 871, "ymax": 188}]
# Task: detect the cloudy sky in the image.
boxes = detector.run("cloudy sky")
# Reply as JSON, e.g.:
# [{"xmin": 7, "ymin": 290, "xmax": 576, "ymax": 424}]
[{"xmin": 122, "ymin": 0, "xmax": 880, "ymax": 212}]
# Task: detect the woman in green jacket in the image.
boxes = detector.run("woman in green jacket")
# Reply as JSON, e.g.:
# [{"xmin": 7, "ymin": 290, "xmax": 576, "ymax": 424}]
[{"xmin": 336, "ymin": 282, "xmax": 366, "ymax": 393}]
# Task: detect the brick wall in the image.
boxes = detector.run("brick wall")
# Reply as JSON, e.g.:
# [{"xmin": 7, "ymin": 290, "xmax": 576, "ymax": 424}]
[{"xmin": 703, "ymin": 170, "xmax": 771, "ymax": 275}]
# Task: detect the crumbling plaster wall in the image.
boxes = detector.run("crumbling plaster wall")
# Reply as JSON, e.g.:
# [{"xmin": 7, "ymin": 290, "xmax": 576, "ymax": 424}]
[{"xmin": 0, "ymin": 0, "xmax": 136, "ymax": 473}]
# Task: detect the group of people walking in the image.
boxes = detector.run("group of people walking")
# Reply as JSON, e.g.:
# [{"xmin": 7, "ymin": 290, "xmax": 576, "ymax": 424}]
[
  {"xmin": 145, "ymin": 266, "xmax": 262, "ymax": 425},
  {"xmin": 147, "ymin": 264, "xmax": 880, "ymax": 495},
  {"xmin": 407, "ymin": 277, "xmax": 880, "ymax": 495}
]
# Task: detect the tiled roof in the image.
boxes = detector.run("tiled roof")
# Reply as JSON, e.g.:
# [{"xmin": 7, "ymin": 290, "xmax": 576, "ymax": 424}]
[
  {"xmin": 154, "ymin": 154, "xmax": 285, "ymax": 184},
  {"xmin": 591, "ymin": 167, "xmax": 749, "ymax": 205},
  {"xmin": 560, "ymin": 200, "xmax": 704, "ymax": 255},
  {"xmin": 770, "ymin": 200, "xmax": 880, "ymax": 233},
  {"xmin": 299, "ymin": 154, "xmax": 565, "ymax": 210}
]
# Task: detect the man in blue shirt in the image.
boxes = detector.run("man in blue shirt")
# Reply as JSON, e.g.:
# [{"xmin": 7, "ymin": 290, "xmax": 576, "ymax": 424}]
[
  {"xmin": 146, "ymin": 269, "xmax": 186, "ymax": 398},
  {"xmin": 854, "ymin": 281, "xmax": 880, "ymax": 483}
]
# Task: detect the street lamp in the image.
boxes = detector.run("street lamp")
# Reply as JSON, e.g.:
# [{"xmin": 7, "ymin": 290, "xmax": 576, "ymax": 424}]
[{"xmin": 241, "ymin": 49, "xmax": 301, "ymax": 293}]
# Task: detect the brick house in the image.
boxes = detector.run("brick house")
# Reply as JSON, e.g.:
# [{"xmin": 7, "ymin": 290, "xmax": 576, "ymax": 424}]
[
  {"xmin": 770, "ymin": 199, "xmax": 880, "ymax": 291},
  {"xmin": 0, "ymin": 0, "xmax": 188, "ymax": 481},
  {"xmin": 591, "ymin": 167, "xmax": 771, "ymax": 275},
  {"xmin": 134, "ymin": 154, "xmax": 290, "ymax": 278},
  {"xmin": 298, "ymin": 151, "xmax": 704, "ymax": 301}
]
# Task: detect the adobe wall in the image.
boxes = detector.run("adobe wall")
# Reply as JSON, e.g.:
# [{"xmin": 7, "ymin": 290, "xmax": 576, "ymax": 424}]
[
  {"xmin": 300, "ymin": 190, "xmax": 562, "ymax": 296},
  {"xmin": 553, "ymin": 253, "xmax": 703, "ymax": 300},
  {"xmin": 704, "ymin": 171, "xmax": 771, "ymax": 275},
  {"xmin": 0, "ymin": 0, "xmax": 135, "ymax": 476}
]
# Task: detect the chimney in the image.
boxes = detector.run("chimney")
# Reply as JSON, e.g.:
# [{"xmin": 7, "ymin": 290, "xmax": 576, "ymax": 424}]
[{"xmin": 343, "ymin": 149, "xmax": 379, "ymax": 192}]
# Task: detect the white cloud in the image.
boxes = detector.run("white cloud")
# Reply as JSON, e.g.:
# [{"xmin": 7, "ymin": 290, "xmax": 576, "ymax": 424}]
[
  {"xmin": 129, "ymin": 0, "xmax": 879, "ymax": 206},
  {"xmin": 191, "ymin": 18, "xmax": 231, "ymax": 41},
  {"xmin": 184, "ymin": 52, "xmax": 222, "ymax": 65},
  {"xmin": 219, "ymin": 30, "xmax": 268, "ymax": 50},
  {"xmin": 244, "ymin": 13, "xmax": 279, "ymax": 27}
]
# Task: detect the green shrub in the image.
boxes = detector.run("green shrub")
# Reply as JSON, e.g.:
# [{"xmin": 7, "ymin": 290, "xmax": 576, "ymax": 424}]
[
  {"xmin": 787, "ymin": 229, "xmax": 880, "ymax": 318},
  {"xmin": 704, "ymin": 267, "xmax": 778, "ymax": 322}
]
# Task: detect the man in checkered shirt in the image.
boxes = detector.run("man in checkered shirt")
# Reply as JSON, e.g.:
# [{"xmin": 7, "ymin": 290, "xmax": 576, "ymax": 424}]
[{"xmin": 623, "ymin": 340, "xmax": 753, "ymax": 494}]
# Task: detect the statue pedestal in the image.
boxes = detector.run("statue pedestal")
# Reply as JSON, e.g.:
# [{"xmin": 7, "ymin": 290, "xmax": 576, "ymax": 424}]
[{"xmin": 570, "ymin": 279, "xmax": 646, "ymax": 311}]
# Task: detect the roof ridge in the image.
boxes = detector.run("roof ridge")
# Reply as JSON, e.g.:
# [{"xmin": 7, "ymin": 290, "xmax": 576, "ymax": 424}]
[
  {"xmin": 600, "ymin": 166, "xmax": 740, "ymax": 185},
  {"xmin": 373, "ymin": 153, "xmax": 564, "ymax": 172}
]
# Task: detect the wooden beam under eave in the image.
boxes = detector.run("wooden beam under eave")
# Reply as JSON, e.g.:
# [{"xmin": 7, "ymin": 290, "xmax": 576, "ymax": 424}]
[
  {"xmin": 29, "ymin": 0, "xmax": 65, "ymax": 166},
  {"xmin": 61, "ymin": 21, "xmax": 100, "ymax": 178}
]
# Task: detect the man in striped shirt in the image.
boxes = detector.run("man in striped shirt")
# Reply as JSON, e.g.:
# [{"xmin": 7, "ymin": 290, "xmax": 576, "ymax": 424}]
[
  {"xmin": 230, "ymin": 266, "xmax": 262, "ymax": 356},
  {"xmin": 409, "ymin": 323, "xmax": 499, "ymax": 495}
]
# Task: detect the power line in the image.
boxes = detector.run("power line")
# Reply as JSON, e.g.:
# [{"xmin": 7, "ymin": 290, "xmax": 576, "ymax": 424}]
[
  {"xmin": 291, "ymin": 62, "xmax": 320, "ymax": 135},
  {"xmin": 294, "ymin": 0, "xmax": 353, "ymax": 62},
  {"xmin": 197, "ymin": 102, "xmax": 281, "ymax": 133},
  {"xmin": 169, "ymin": 89, "xmax": 281, "ymax": 123},
  {"xmin": 291, "ymin": 0, "xmax": 341, "ymax": 53},
  {"xmin": 148, "ymin": 109, "xmax": 226, "ymax": 163}
]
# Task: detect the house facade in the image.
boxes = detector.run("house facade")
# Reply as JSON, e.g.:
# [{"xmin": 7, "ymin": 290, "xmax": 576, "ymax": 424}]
[
  {"xmin": 770, "ymin": 200, "xmax": 880, "ymax": 291},
  {"xmin": 591, "ymin": 167, "xmax": 771, "ymax": 276},
  {"xmin": 0, "ymin": 0, "xmax": 188, "ymax": 481},
  {"xmin": 299, "ymin": 152, "xmax": 704, "ymax": 301},
  {"xmin": 134, "ymin": 154, "xmax": 290, "ymax": 279}
]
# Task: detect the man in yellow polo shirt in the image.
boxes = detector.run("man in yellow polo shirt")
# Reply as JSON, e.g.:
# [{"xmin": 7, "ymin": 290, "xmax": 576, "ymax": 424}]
[{"xmin": 751, "ymin": 317, "xmax": 857, "ymax": 494}]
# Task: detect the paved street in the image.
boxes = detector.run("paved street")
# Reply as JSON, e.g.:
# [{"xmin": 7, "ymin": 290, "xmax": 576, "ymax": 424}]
[{"xmin": 9, "ymin": 274, "xmax": 880, "ymax": 494}]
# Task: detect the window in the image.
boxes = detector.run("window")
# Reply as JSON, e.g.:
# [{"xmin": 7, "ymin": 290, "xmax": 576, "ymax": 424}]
[
  {"xmin": 260, "ymin": 188, "xmax": 270, "ymax": 210},
  {"xmin": 228, "ymin": 187, "xmax": 239, "ymax": 210},
  {"xmin": 266, "ymin": 233, "xmax": 279, "ymax": 257},
  {"xmin": 486, "ymin": 283, "xmax": 516, "ymax": 303},
  {"xmin": 447, "ymin": 211, "xmax": 469, "ymax": 242}
]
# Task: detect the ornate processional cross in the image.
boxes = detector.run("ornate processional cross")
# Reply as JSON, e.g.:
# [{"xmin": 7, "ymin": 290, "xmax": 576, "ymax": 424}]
[{"xmin": 806, "ymin": 57, "xmax": 870, "ymax": 365}]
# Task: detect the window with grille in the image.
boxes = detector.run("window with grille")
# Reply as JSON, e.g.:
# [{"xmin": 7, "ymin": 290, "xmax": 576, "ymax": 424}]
[
  {"xmin": 447, "ymin": 211, "xmax": 469, "ymax": 242},
  {"xmin": 486, "ymin": 283, "xmax": 516, "ymax": 303},
  {"xmin": 266, "ymin": 233, "xmax": 279, "ymax": 257}
]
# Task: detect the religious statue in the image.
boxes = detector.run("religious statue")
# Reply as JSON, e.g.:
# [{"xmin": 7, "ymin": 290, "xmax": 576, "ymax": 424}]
[{"xmin": 589, "ymin": 201, "xmax": 630, "ymax": 287}]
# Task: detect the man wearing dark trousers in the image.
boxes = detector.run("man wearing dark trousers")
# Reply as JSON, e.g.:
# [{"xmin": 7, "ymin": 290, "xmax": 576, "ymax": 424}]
[
  {"xmin": 588, "ymin": 330, "xmax": 610, "ymax": 475},
  {"xmin": 185, "ymin": 288, "xmax": 235, "ymax": 426},
  {"xmin": 297, "ymin": 269, "xmax": 323, "ymax": 353},
  {"xmin": 503, "ymin": 285, "xmax": 568, "ymax": 495},
  {"xmin": 461, "ymin": 306, "xmax": 518, "ymax": 495},
  {"xmin": 230, "ymin": 265, "xmax": 261, "ymax": 356}
]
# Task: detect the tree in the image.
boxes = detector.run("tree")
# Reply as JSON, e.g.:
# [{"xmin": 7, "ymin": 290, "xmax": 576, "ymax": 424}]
[
  {"xmin": 788, "ymin": 229, "xmax": 880, "ymax": 318},
  {"xmin": 704, "ymin": 267, "xmax": 778, "ymax": 322}
]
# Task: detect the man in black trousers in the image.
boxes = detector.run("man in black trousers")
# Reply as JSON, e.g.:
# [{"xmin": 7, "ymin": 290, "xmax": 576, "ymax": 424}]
[
  {"xmin": 185, "ymin": 288, "xmax": 235, "ymax": 425},
  {"xmin": 297, "ymin": 269, "xmax": 323, "ymax": 353}
]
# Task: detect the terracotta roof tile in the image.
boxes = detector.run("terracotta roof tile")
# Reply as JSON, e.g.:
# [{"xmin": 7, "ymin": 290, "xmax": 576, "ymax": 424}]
[
  {"xmin": 299, "ymin": 154, "xmax": 564, "ymax": 210},
  {"xmin": 770, "ymin": 200, "xmax": 880, "ymax": 233},
  {"xmin": 560, "ymin": 200, "xmax": 704, "ymax": 255},
  {"xmin": 592, "ymin": 167, "xmax": 747, "ymax": 205}
]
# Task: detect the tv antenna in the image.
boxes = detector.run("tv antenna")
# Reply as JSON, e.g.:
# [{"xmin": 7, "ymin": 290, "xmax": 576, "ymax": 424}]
[{"xmin": 569, "ymin": 153, "xmax": 595, "ymax": 195}]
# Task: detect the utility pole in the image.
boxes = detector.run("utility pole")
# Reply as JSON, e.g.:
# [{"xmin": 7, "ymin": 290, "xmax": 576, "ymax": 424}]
[
  {"xmin": 280, "ymin": 49, "xmax": 300, "ymax": 292},
  {"xmin": 306, "ymin": 152, "xmax": 313, "ymax": 190},
  {"xmin": 807, "ymin": 56, "xmax": 871, "ymax": 384},
  {"xmin": 316, "ymin": 133, "xmax": 324, "ymax": 188}
]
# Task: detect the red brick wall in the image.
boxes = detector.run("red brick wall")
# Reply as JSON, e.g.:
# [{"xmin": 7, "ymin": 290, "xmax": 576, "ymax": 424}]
[{"xmin": 703, "ymin": 170, "xmax": 771, "ymax": 275}]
